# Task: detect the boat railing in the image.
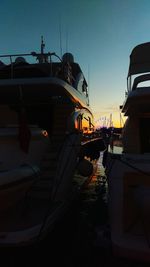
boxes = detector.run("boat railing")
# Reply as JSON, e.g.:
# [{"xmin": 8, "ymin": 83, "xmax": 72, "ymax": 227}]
[
  {"xmin": 0, "ymin": 51, "xmax": 89, "ymax": 99},
  {"xmin": 0, "ymin": 51, "xmax": 62, "ymax": 63},
  {"xmin": 0, "ymin": 52, "xmax": 62, "ymax": 78}
]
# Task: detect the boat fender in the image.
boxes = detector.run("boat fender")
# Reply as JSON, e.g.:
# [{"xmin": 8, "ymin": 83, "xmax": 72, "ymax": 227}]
[{"xmin": 77, "ymin": 159, "xmax": 93, "ymax": 177}]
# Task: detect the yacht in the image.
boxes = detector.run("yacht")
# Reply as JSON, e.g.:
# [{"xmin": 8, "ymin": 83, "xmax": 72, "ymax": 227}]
[
  {"xmin": 0, "ymin": 38, "xmax": 104, "ymax": 246},
  {"xmin": 105, "ymin": 42, "xmax": 150, "ymax": 262}
]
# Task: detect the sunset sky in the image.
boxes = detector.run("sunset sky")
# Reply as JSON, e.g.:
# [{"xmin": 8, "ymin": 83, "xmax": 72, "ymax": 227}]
[{"xmin": 1, "ymin": 0, "xmax": 150, "ymax": 127}]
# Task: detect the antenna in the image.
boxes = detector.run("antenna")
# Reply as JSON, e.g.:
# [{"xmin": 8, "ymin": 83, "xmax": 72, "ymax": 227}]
[
  {"xmin": 33, "ymin": 36, "xmax": 48, "ymax": 63},
  {"xmin": 59, "ymin": 17, "xmax": 63, "ymax": 57},
  {"xmin": 41, "ymin": 36, "xmax": 45, "ymax": 54},
  {"xmin": 87, "ymin": 64, "xmax": 90, "ymax": 105},
  {"xmin": 66, "ymin": 27, "xmax": 69, "ymax": 53}
]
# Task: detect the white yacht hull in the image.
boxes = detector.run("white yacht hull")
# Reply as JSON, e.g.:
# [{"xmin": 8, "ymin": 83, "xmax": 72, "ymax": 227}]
[{"xmin": 106, "ymin": 153, "xmax": 150, "ymax": 261}]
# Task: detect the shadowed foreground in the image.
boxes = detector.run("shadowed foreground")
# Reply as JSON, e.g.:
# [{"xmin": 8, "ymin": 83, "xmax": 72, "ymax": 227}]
[{"xmin": 0, "ymin": 158, "xmax": 149, "ymax": 267}]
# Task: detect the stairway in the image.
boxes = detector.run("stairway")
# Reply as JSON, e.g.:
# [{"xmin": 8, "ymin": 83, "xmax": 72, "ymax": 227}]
[{"xmin": 28, "ymin": 103, "xmax": 74, "ymax": 200}]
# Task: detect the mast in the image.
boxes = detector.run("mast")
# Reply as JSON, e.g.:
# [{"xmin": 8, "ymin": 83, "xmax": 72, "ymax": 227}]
[
  {"xmin": 36, "ymin": 36, "xmax": 48, "ymax": 63},
  {"xmin": 41, "ymin": 36, "xmax": 45, "ymax": 55},
  {"xmin": 40, "ymin": 36, "xmax": 47, "ymax": 63}
]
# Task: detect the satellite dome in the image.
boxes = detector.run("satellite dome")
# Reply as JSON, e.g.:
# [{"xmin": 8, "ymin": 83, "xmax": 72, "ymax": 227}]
[
  {"xmin": 62, "ymin": 53, "xmax": 74, "ymax": 63},
  {"xmin": 15, "ymin": 57, "xmax": 26, "ymax": 64}
]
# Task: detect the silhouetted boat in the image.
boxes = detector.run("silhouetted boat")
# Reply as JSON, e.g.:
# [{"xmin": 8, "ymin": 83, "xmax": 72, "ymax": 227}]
[
  {"xmin": 105, "ymin": 42, "xmax": 150, "ymax": 262},
  {"xmin": 0, "ymin": 38, "xmax": 105, "ymax": 246}
]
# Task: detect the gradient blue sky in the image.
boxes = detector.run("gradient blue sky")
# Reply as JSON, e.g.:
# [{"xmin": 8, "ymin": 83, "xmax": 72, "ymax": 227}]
[{"xmin": 0, "ymin": 0, "xmax": 150, "ymax": 127}]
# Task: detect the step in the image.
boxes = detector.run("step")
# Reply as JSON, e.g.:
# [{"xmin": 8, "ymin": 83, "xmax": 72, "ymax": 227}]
[
  {"xmin": 42, "ymin": 151, "xmax": 58, "ymax": 160},
  {"xmin": 41, "ymin": 170, "xmax": 56, "ymax": 180},
  {"xmin": 51, "ymin": 136, "xmax": 65, "ymax": 144},
  {"xmin": 28, "ymin": 190, "xmax": 51, "ymax": 200},
  {"xmin": 40, "ymin": 161, "xmax": 58, "ymax": 171},
  {"xmin": 52, "ymin": 129, "xmax": 66, "ymax": 135},
  {"xmin": 32, "ymin": 180, "xmax": 53, "ymax": 191}
]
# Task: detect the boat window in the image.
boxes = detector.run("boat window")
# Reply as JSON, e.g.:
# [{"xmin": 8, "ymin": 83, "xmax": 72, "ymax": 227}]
[
  {"xmin": 137, "ymin": 80, "xmax": 150, "ymax": 88},
  {"xmin": 140, "ymin": 118, "xmax": 150, "ymax": 153},
  {"xmin": 130, "ymin": 73, "xmax": 150, "ymax": 90},
  {"xmin": 76, "ymin": 114, "xmax": 82, "ymax": 131},
  {"xmin": 82, "ymin": 80, "xmax": 88, "ymax": 95}
]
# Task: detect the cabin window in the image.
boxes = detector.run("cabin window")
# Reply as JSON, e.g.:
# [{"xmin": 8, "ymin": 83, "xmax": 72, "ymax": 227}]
[
  {"xmin": 76, "ymin": 114, "xmax": 82, "ymax": 131},
  {"xmin": 140, "ymin": 118, "xmax": 150, "ymax": 153},
  {"xmin": 75, "ymin": 114, "xmax": 94, "ymax": 134}
]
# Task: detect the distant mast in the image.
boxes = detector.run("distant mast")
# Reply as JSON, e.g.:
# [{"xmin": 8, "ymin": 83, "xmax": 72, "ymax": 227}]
[{"xmin": 110, "ymin": 113, "xmax": 113, "ymax": 127}]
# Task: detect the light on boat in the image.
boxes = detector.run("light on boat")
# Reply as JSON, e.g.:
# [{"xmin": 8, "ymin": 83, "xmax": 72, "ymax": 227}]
[{"xmin": 41, "ymin": 130, "xmax": 49, "ymax": 137}]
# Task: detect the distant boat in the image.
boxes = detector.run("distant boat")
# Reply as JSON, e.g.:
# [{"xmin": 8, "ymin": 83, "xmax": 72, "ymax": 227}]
[
  {"xmin": 0, "ymin": 38, "xmax": 105, "ymax": 246},
  {"xmin": 105, "ymin": 42, "xmax": 150, "ymax": 262}
]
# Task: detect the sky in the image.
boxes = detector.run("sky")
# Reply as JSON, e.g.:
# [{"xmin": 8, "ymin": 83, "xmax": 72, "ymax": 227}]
[{"xmin": 0, "ymin": 0, "xmax": 150, "ymax": 127}]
